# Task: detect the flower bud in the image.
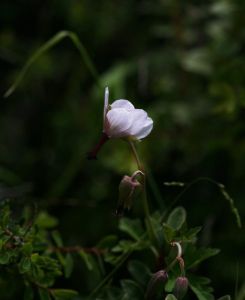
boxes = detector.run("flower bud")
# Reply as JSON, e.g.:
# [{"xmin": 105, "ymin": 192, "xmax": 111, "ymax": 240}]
[
  {"xmin": 173, "ymin": 276, "xmax": 188, "ymax": 300},
  {"xmin": 145, "ymin": 270, "xmax": 168, "ymax": 300},
  {"xmin": 115, "ymin": 174, "xmax": 141, "ymax": 216}
]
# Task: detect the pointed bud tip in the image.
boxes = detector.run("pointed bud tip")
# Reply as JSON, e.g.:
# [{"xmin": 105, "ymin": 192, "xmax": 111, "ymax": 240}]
[
  {"xmin": 146, "ymin": 270, "xmax": 168, "ymax": 300},
  {"xmin": 173, "ymin": 276, "xmax": 188, "ymax": 300}
]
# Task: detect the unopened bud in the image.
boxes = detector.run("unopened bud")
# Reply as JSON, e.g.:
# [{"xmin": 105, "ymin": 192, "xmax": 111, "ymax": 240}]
[
  {"xmin": 145, "ymin": 270, "xmax": 168, "ymax": 300},
  {"xmin": 173, "ymin": 276, "xmax": 188, "ymax": 299},
  {"xmin": 115, "ymin": 172, "xmax": 142, "ymax": 216}
]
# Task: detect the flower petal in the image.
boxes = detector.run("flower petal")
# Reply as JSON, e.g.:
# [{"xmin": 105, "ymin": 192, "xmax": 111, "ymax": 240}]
[
  {"xmin": 111, "ymin": 99, "xmax": 135, "ymax": 111},
  {"xmin": 126, "ymin": 109, "xmax": 153, "ymax": 140},
  {"xmin": 104, "ymin": 87, "xmax": 109, "ymax": 121},
  {"xmin": 133, "ymin": 117, "xmax": 153, "ymax": 139},
  {"xmin": 105, "ymin": 108, "xmax": 134, "ymax": 138}
]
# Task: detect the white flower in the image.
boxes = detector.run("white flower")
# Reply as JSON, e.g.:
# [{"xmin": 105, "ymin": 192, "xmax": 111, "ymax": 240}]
[{"xmin": 103, "ymin": 87, "xmax": 153, "ymax": 140}]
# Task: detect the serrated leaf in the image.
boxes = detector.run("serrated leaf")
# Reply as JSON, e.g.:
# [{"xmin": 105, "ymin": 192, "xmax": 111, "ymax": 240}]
[
  {"xmin": 165, "ymin": 295, "xmax": 178, "ymax": 300},
  {"xmin": 128, "ymin": 260, "xmax": 151, "ymax": 286},
  {"xmin": 167, "ymin": 207, "xmax": 186, "ymax": 231},
  {"xmin": 51, "ymin": 289, "xmax": 78, "ymax": 300},
  {"xmin": 119, "ymin": 218, "xmax": 144, "ymax": 241}
]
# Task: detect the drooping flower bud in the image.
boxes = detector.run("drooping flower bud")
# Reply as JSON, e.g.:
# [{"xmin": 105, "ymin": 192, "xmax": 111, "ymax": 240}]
[
  {"xmin": 173, "ymin": 276, "xmax": 188, "ymax": 300},
  {"xmin": 115, "ymin": 171, "xmax": 142, "ymax": 216},
  {"xmin": 145, "ymin": 270, "xmax": 168, "ymax": 300}
]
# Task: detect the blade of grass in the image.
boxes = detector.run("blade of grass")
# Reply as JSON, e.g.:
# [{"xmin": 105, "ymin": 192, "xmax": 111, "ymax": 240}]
[
  {"xmin": 162, "ymin": 177, "xmax": 242, "ymax": 228},
  {"xmin": 4, "ymin": 30, "xmax": 101, "ymax": 98}
]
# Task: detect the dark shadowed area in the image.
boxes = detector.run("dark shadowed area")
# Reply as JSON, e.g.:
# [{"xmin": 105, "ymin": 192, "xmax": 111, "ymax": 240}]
[{"xmin": 0, "ymin": 1, "xmax": 244, "ymax": 299}]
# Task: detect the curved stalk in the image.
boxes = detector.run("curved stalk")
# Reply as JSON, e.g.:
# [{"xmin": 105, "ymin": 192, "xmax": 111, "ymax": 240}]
[{"xmin": 128, "ymin": 140, "xmax": 158, "ymax": 247}]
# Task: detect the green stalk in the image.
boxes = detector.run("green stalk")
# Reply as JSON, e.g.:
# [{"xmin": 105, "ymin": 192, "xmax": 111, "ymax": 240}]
[
  {"xmin": 128, "ymin": 140, "xmax": 158, "ymax": 247},
  {"xmin": 4, "ymin": 30, "xmax": 101, "ymax": 98}
]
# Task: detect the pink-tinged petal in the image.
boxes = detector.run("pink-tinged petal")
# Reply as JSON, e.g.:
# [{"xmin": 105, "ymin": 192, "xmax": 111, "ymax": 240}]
[
  {"xmin": 133, "ymin": 117, "xmax": 153, "ymax": 139},
  {"xmin": 105, "ymin": 108, "xmax": 134, "ymax": 138},
  {"xmin": 104, "ymin": 87, "xmax": 109, "ymax": 121},
  {"xmin": 126, "ymin": 109, "xmax": 153, "ymax": 139},
  {"xmin": 111, "ymin": 99, "xmax": 135, "ymax": 111}
]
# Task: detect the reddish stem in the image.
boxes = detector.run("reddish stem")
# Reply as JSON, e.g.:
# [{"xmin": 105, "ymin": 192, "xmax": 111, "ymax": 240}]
[{"xmin": 87, "ymin": 132, "xmax": 109, "ymax": 160}]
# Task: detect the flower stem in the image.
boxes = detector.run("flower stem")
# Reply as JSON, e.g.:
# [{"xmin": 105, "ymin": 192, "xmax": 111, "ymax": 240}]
[
  {"xmin": 129, "ymin": 140, "xmax": 143, "ymax": 171},
  {"xmin": 128, "ymin": 141, "xmax": 158, "ymax": 247},
  {"xmin": 87, "ymin": 132, "xmax": 109, "ymax": 160}
]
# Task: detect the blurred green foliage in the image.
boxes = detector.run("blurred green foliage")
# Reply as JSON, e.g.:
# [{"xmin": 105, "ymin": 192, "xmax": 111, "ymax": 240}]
[{"xmin": 0, "ymin": 0, "xmax": 245, "ymax": 299}]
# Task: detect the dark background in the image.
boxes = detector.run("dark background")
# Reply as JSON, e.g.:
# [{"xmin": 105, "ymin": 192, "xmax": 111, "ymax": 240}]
[{"xmin": 1, "ymin": 0, "xmax": 244, "ymax": 297}]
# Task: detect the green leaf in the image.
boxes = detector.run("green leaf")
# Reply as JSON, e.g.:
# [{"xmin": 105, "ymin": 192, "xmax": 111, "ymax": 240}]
[
  {"xmin": 79, "ymin": 250, "xmax": 93, "ymax": 271},
  {"xmin": 185, "ymin": 246, "xmax": 220, "ymax": 269},
  {"xmin": 106, "ymin": 286, "xmax": 122, "ymax": 300},
  {"xmin": 24, "ymin": 284, "xmax": 34, "ymax": 300},
  {"xmin": 1, "ymin": 205, "xmax": 10, "ymax": 227},
  {"xmin": 188, "ymin": 274, "xmax": 214, "ymax": 300},
  {"xmin": 189, "ymin": 284, "xmax": 214, "ymax": 300},
  {"xmin": 165, "ymin": 273, "xmax": 177, "ymax": 293},
  {"xmin": 121, "ymin": 279, "xmax": 144, "ymax": 300},
  {"xmin": 112, "ymin": 240, "xmax": 134, "ymax": 253},
  {"xmin": 22, "ymin": 242, "xmax": 33, "ymax": 256},
  {"xmin": 182, "ymin": 227, "xmax": 202, "ymax": 243},
  {"xmin": 165, "ymin": 295, "xmax": 178, "ymax": 300},
  {"xmin": 52, "ymin": 230, "xmax": 63, "ymax": 247},
  {"xmin": 119, "ymin": 218, "xmax": 144, "ymax": 241},
  {"xmin": 128, "ymin": 260, "xmax": 151, "ymax": 286},
  {"xmin": 64, "ymin": 253, "xmax": 74, "ymax": 278},
  {"xmin": 35, "ymin": 211, "xmax": 58, "ymax": 229},
  {"xmin": 217, "ymin": 296, "xmax": 231, "ymax": 300},
  {"xmin": 162, "ymin": 223, "xmax": 176, "ymax": 242},
  {"xmin": 19, "ymin": 257, "xmax": 32, "ymax": 273},
  {"xmin": 167, "ymin": 206, "xmax": 186, "ymax": 231},
  {"xmin": 112, "ymin": 240, "xmax": 149, "ymax": 253},
  {"xmin": 0, "ymin": 251, "xmax": 10, "ymax": 264},
  {"xmin": 96, "ymin": 235, "xmax": 118, "ymax": 249},
  {"xmin": 38, "ymin": 288, "xmax": 51, "ymax": 300},
  {"xmin": 51, "ymin": 289, "xmax": 79, "ymax": 300}
]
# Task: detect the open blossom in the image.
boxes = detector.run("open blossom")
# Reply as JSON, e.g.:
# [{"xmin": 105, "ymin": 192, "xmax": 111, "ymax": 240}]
[
  {"xmin": 103, "ymin": 87, "xmax": 153, "ymax": 140},
  {"xmin": 87, "ymin": 87, "xmax": 153, "ymax": 159}
]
